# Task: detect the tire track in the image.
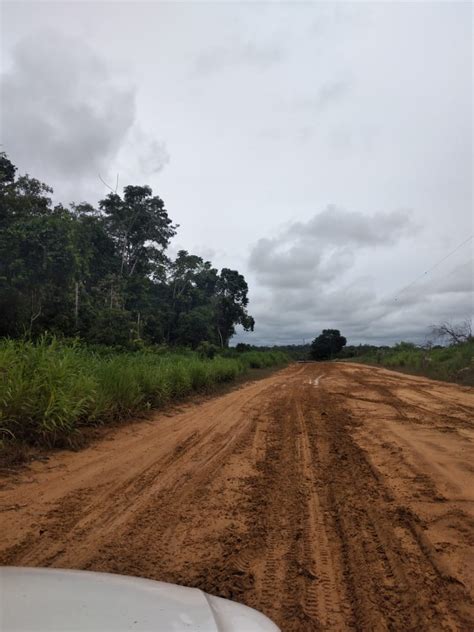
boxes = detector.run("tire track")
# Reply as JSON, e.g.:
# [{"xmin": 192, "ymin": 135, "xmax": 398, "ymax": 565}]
[
  {"xmin": 1, "ymin": 363, "xmax": 473, "ymax": 630},
  {"xmin": 294, "ymin": 393, "xmax": 349, "ymax": 629}
]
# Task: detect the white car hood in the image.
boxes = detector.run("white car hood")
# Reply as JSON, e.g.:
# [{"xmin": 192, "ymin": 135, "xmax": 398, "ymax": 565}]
[{"xmin": 0, "ymin": 567, "xmax": 279, "ymax": 632}]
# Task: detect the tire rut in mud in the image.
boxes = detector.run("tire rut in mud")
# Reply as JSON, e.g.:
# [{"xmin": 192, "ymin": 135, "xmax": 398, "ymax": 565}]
[
  {"xmin": 1, "ymin": 364, "xmax": 473, "ymax": 631},
  {"xmin": 305, "ymin": 375, "xmax": 473, "ymax": 631}
]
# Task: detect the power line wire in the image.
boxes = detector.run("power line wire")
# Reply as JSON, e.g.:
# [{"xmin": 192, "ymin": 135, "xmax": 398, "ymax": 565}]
[{"xmin": 394, "ymin": 234, "xmax": 473, "ymax": 301}]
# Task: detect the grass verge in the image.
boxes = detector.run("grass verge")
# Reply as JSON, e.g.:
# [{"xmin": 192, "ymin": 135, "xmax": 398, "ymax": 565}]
[
  {"xmin": 0, "ymin": 338, "xmax": 287, "ymax": 453},
  {"xmin": 352, "ymin": 340, "xmax": 474, "ymax": 386}
]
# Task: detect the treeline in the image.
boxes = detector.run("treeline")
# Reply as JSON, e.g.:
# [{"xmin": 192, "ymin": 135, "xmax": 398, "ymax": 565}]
[
  {"xmin": 338, "ymin": 344, "xmax": 391, "ymax": 359},
  {"xmin": 235, "ymin": 344, "xmax": 312, "ymax": 361},
  {"xmin": 238, "ymin": 341, "xmax": 371, "ymax": 361},
  {"xmin": 0, "ymin": 153, "xmax": 254, "ymax": 348}
]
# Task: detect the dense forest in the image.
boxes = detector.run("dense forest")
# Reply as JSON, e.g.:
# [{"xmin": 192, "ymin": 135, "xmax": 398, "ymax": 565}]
[{"xmin": 0, "ymin": 152, "xmax": 254, "ymax": 349}]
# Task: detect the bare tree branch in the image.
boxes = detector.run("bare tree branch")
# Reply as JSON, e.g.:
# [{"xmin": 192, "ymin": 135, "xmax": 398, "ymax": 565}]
[
  {"xmin": 99, "ymin": 173, "xmax": 117, "ymax": 194},
  {"xmin": 430, "ymin": 319, "xmax": 472, "ymax": 345}
]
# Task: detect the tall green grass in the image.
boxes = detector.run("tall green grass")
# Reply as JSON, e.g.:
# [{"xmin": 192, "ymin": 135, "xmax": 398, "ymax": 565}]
[
  {"xmin": 355, "ymin": 340, "xmax": 474, "ymax": 385},
  {"xmin": 0, "ymin": 339, "xmax": 287, "ymax": 449}
]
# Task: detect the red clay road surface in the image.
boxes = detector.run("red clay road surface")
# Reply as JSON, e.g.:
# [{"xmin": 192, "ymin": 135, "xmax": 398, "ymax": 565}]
[{"xmin": 1, "ymin": 363, "xmax": 473, "ymax": 631}]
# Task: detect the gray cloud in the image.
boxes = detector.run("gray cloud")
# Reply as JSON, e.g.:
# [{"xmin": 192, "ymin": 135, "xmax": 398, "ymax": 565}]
[
  {"xmin": 316, "ymin": 80, "xmax": 350, "ymax": 110},
  {"xmin": 249, "ymin": 206, "xmax": 415, "ymax": 289},
  {"xmin": 296, "ymin": 79, "xmax": 351, "ymax": 113},
  {"xmin": 115, "ymin": 129, "xmax": 170, "ymax": 180},
  {"xmin": 136, "ymin": 138, "xmax": 169, "ymax": 176},
  {"xmin": 420, "ymin": 261, "xmax": 473, "ymax": 296},
  {"xmin": 289, "ymin": 206, "xmax": 414, "ymax": 246},
  {"xmin": 259, "ymin": 79, "xmax": 351, "ymax": 145},
  {"xmin": 194, "ymin": 40, "xmax": 284, "ymax": 76},
  {"xmin": 2, "ymin": 30, "xmax": 135, "ymax": 181},
  {"xmin": 242, "ymin": 272, "xmax": 473, "ymax": 346},
  {"xmin": 1, "ymin": 3, "xmax": 471, "ymax": 346},
  {"xmin": 244, "ymin": 208, "xmax": 472, "ymax": 345},
  {"xmin": 386, "ymin": 260, "xmax": 473, "ymax": 311},
  {"xmin": 1, "ymin": 29, "xmax": 169, "ymax": 202}
]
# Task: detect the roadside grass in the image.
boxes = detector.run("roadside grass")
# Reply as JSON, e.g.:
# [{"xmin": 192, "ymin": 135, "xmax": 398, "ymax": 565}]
[
  {"xmin": 354, "ymin": 340, "xmax": 474, "ymax": 386},
  {"xmin": 0, "ymin": 338, "xmax": 287, "ymax": 450}
]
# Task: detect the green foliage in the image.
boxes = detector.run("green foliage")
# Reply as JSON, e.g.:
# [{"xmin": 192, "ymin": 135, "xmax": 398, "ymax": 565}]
[
  {"xmin": 0, "ymin": 338, "xmax": 96, "ymax": 446},
  {"xmin": 354, "ymin": 340, "xmax": 474, "ymax": 385},
  {"xmin": 175, "ymin": 306, "xmax": 215, "ymax": 348},
  {"xmin": 0, "ymin": 153, "xmax": 282, "ymax": 453},
  {"xmin": 214, "ymin": 268, "xmax": 255, "ymax": 347},
  {"xmin": 310, "ymin": 329, "xmax": 347, "ymax": 361},
  {"xmin": 196, "ymin": 341, "xmax": 219, "ymax": 359},
  {"xmin": 238, "ymin": 350, "xmax": 288, "ymax": 369},
  {"xmin": 0, "ymin": 339, "xmax": 287, "ymax": 448},
  {"xmin": 252, "ymin": 344, "xmax": 311, "ymax": 361},
  {"xmin": 0, "ymin": 152, "xmax": 254, "ymax": 348},
  {"xmin": 338, "ymin": 344, "xmax": 389, "ymax": 359}
]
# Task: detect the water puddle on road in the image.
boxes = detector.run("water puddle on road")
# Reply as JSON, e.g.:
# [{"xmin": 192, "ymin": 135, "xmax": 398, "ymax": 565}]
[{"xmin": 304, "ymin": 374, "xmax": 325, "ymax": 387}]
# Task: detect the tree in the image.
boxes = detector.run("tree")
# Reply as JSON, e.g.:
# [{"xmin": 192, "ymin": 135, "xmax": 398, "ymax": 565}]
[
  {"xmin": 87, "ymin": 308, "xmax": 134, "ymax": 347},
  {"xmin": 431, "ymin": 320, "xmax": 472, "ymax": 346},
  {"xmin": 0, "ymin": 151, "xmax": 255, "ymax": 347},
  {"xmin": 214, "ymin": 268, "xmax": 254, "ymax": 347},
  {"xmin": 310, "ymin": 329, "xmax": 347, "ymax": 360},
  {"xmin": 0, "ymin": 152, "xmax": 16, "ymax": 185},
  {"xmin": 0, "ymin": 156, "xmax": 77, "ymax": 336},
  {"xmin": 175, "ymin": 306, "xmax": 215, "ymax": 348},
  {"xmin": 164, "ymin": 250, "xmax": 217, "ymax": 344},
  {"xmin": 99, "ymin": 185, "xmax": 176, "ymax": 279},
  {"xmin": 235, "ymin": 342, "xmax": 252, "ymax": 353}
]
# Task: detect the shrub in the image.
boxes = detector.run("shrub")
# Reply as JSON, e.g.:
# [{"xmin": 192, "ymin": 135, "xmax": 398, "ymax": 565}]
[{"xmin": 355, "ymin": 340, "xmax": 474, "ymax": 385}]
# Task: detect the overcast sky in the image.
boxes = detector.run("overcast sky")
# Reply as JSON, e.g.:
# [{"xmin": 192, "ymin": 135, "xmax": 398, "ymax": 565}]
[{"xmin": 1, "ymin": 1, "xmax": 472, "ymax": 345}]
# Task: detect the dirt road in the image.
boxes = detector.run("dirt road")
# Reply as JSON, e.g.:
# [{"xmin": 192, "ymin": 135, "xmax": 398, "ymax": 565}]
[{"xmin": 1, "ymin": 363, "xmax": 473, "ymax": 631}]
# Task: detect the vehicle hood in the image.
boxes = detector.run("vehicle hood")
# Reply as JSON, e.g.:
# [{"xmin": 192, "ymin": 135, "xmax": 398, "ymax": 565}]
[{"xmin": 0, "ymin": 567, "xmax": 279, "ymax": 632}]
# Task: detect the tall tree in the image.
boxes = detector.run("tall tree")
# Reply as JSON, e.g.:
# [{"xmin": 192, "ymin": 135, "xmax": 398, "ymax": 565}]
[
  {"xmin": 215, "ymin": 268, "xmax": 255, "ymax": 347},
  {"xmin": 100, "ymin": 185, "xmax": 176, "ymax": 278}
]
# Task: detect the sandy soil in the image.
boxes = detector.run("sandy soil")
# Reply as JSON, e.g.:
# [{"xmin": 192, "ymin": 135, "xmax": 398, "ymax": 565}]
[{"xmin": 1, "ymin": 363, "xmax": 473, "ymax": 631}]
